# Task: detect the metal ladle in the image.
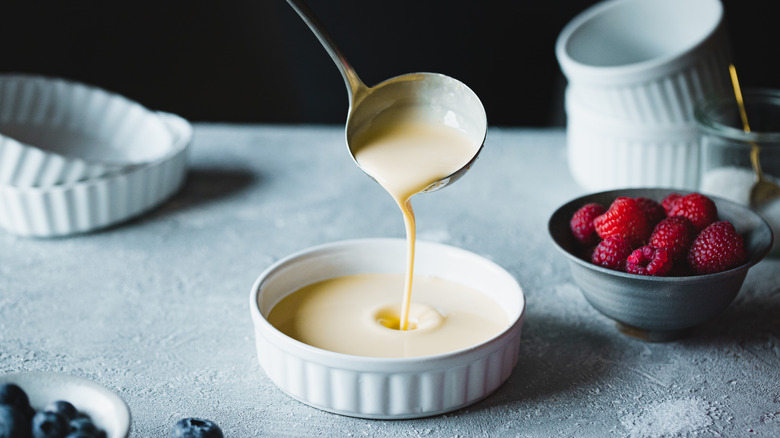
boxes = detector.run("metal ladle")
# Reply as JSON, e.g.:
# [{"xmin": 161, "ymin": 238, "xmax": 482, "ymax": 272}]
[
  {"xmin": 285, "ymin": 0, "xmax": 487, "ymax": 193},
  {"xmin": 729, "ymin": 64, "xmax": 780, "ymax": 208}
]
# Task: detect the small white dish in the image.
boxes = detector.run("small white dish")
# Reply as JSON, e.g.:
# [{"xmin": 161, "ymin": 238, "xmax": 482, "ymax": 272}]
[
  {"xmin": 555, "ymin": 0, "xmax": 731, "ymax": 125},
  {"xmin": 0, "ymin": 74, "xmax": 178, "ymax": 187},
  {"xmin": 0, "ymin": 112, "xmax": 191, "ymax": 237},
  {"xmin": 249, "ymin": 238, "xmax": 526, "ymax": 419},
  {"xmin": 0, "ymin": 371, "xmax": 131, "ymax": 438}
]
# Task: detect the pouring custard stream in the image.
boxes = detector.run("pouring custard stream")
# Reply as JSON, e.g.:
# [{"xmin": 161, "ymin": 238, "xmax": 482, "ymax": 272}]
[
  {"xmin": 266, "ymin": 104, "xmax": 506, "ymax": 358},
  {"xmin": 278, "ymin": 1, "xmax": 499, "ymax": 357},
  {"xmin": 351, "ymin": 105, "xmax": 482, "ymax": 330}
]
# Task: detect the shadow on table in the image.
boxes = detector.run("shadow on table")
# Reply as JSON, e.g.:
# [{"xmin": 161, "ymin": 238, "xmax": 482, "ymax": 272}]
[
  {"xmin": 683, "ymin": 293, "xmax": 780, "ymax": 347},
  {"xmin": 146, "ymin": 166, "xmax": 257, "ymax": 218},
  {"xmin": 477, "ymin": 312, "xmax": 619, "ymax": 408},
  {"xmin": 176, "ymin": 166, "xmax": 257, "ymax": 205}
]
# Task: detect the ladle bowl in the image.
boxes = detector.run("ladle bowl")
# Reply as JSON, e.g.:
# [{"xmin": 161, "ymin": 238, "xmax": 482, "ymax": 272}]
[
  {"xmin": 345, "ymin": 72, "xmax": 487, "ymax": 192},
  {"xmin": 286, "ymin": 0, "xmax": 487, "ymax": 193}
]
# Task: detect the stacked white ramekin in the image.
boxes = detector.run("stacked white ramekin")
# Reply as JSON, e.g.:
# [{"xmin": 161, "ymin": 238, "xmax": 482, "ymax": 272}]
[
  {"xmin": 0, "ymin": 74, "xmax": 191, "ymax": 237},
  {"xmin": 556, "ymin": 0, "xmax": 732, "ymax": 191}
]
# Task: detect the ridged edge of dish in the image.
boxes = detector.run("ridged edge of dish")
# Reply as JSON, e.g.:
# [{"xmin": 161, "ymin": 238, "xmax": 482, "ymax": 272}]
[
  {"xmin": 565, "ymin": 90, "xmax": 700, "ymax": 191},
  {"xmin": 566, "ymin": 44, "xmax": 731, "ymax": 125},
  {"xmin": 0, "ymin": 112, "xmax": 190, "ymax": 237},
  {"xmin": 255, "ymin": 320, "xmax": 522, "ymax": 419},
  {"xmin": 566, "ymin": 127, "xmax": 701, "ymax": 191},
  {"xmin": 0, "ymin": 134, "xmax": 116, "ymax": 187},
  {"xmin": 0, "ymin": 74, "xmax": 177, "ymax": 187}
]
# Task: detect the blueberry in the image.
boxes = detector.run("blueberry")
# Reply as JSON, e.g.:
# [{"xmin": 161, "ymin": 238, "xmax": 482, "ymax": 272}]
[
  {"xmin": 0, "ymin": 383, "xmax": 31, "ymax": 412},
  {"xmin": 31, "ymin": 411, "xmax": 68, "ymax": 438},
  {"xmin": 0, "ymin": 404, "xmax": 32, "ymax": 438},
  {"xmin": 171, "ymin": 417, "xmax": 224, "ymax": 438},
  {"xmin": 64, "ymin": 433, "xmax": 97, "ymax": 438},
  {"xmin": 44, "ymin": 402, "xmax": 77, "ymax": 422},
  {"xmin": 0, "ymin": 383, "xmax": 35, "ymax": 423},
  {"xmin": 68, "ymin": 417, "xmax": 103, "ymax": 438}
]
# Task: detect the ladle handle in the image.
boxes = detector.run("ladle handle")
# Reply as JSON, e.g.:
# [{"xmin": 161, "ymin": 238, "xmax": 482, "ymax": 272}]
[{"xmin": 285, "ymin": 0, "xmax": 366, "ymax": 103}]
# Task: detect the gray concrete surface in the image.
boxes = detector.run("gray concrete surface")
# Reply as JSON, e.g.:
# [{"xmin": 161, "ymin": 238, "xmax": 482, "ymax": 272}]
[{"xmin": 1, "ymin": 125, "xmax": 778, "ymax": 437}]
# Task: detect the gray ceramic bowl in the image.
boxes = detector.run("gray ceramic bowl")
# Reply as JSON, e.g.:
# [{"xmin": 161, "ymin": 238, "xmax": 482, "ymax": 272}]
[{"xmin": 548, "ymin": 188, "xmax": 773, "ymax": 341}]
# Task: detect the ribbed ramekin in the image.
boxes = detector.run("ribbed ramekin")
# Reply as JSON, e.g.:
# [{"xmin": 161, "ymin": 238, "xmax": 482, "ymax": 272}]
[
  {"xmin": 0, "ymin": 74, "xmax": 178, "ymax": 187},
  {"xmin": 556, "ymin": 0, "xmax": 732, "ymax": 125},
  {"xmin": 249, "ymin": 238, "xmax": 526, "ymax": 419},
  {"xmin": 0, "ymin": 112, "xmax": 190, "ymax": 237},
  {"xmin": 565, "ymin": 88, "xmax": 700, "ymax": 191}
]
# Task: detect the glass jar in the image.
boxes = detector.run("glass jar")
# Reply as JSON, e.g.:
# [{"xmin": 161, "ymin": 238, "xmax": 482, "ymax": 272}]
[{"xmin": 694, "ymin": 88, "xmax": 780, "ymax": 254}]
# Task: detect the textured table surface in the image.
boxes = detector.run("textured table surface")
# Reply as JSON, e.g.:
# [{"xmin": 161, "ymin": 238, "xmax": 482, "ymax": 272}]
[{"xmin": 2, "ymin": 125, "xmax": 778, "ymax": 437}]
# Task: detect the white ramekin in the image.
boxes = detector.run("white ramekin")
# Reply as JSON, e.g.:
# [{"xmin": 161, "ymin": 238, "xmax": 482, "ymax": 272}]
[
  {"xmin": 0, "ymin": 74, "xmax": 178, "ymax": 187},
  {"xmin": 249, "ymin": 238, "xmax": 526, "ymax": 419},
  {"xmin": 556, "ymin": 0, "xmax": 732, "ymax": 125},
  {"xmin": 565, "ymin": 87, "xmax": 701, "ymax": 191},
  {"xmin": 0, "ymin": 112, "xmax": 190, "ymax": 237}
]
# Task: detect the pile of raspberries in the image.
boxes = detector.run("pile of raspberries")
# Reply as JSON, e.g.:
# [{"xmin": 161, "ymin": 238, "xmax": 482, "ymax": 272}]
[{"xmin": 569, "ymin": 192, "xmax": 747, "ymax": 276}]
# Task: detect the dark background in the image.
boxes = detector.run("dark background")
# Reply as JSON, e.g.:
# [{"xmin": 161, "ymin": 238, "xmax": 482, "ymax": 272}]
[{"xmin": 1, "ymin": 0, "xmax": 778, "ymax": 127}]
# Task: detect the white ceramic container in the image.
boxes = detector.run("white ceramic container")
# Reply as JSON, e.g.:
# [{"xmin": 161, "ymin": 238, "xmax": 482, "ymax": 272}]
[
  {"xmin": 565, "ymin": 87, "xmax": 700, "ymax": 191},
  {"xmin": 556, "ymin": 0, "xmax": 731, "ymax": 125},
  {"xmin": 249, "ymin": 238, "xmax": 526, "ymax": 419},
  {"xmin": 0, "ymin": 74, "xmax": 178, "ymax": 187},
  {"xmin": 0, "ymin": 112, "xmax": 190, "ymax": 237},
  {"xmin": 0, "ymin": 371, "xmax": 131, "ymax": 438},
  {"xmin": 0, "ymin": 133, "xmax": 118, "ymax": 188}
]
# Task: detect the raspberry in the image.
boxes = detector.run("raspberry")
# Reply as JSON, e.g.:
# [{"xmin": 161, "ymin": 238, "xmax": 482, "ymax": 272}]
[
  {"xmin": 625, "ymin": 245, "xmax": 673, "ymax": 276},
  {"xmin": 649, "ymin": 216, "xmax": 696, "ymax": 261},
  {"xmin": 591, "ymin": 236, "xmax": 633, "ymax": 271},
  {"xmin": 635, "ymin": 197, "xmax": 666, "ymax": 228},
  {"xmin": 668, "ymin": 193, "xmax": 718, "ymax": 232},
  {"xmin": 570, "ymin": 203, "xmax": 606, "ymax": 245},
  {"xmin": 687, "ymin": 221, "xmax": 747, "ymax": 274},
  {"xmin": 593, "ymin": 197, "xmax": 651, "ymax": 245},
  {"xmin": 661, "ymin": 193, "xmax": 682, "ymax": 215}
]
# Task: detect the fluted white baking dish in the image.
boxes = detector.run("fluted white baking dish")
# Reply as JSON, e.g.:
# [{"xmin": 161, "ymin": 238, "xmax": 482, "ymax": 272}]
[
  {"xmin": 0, "ymin": 74, "xmax": 178, "ymax": 187},
  {"xmin": 0, "ymin": 112, "xmax": 190, "ymax": 237},
  {"xmin": 249, "ymin": 238, "xmax": 526, "ymax": 419}
]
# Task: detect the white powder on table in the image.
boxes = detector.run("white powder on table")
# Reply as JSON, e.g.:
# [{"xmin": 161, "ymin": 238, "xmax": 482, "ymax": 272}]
[
  {"xmin": 620, "ymin": 397, "xmax": 713, "ymax": 438},
  {"xmin": 700, "ymin": 166, "xmax": 780, "ymax": 253}
]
